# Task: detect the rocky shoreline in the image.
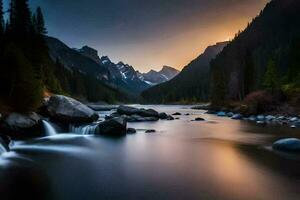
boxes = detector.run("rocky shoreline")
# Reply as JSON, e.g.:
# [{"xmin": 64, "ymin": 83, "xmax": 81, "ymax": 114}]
[{"xmin": 191, "ymin": 105, "xmax": 300, "ymax": 129}]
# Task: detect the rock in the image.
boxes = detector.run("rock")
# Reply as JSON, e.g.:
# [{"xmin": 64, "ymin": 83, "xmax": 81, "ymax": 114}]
[
  {"xmin": 185, "ymin": 113, "xmax": 190, "ymax": 116},
  {"xmin": 226, "ymin": 112, "xmax": 234, "ymax": 117},
  {"xmin": 127, "ymin": 128, "xmax": 137, "ymax": 134},
  {"xmin": 139, "ymin": 109, "xmax": 159, "ymax": 118},
  {"xmin": 117, "ymin": 106, "xmax": 159, "ymax": 118},
  {"xmin": 158, "ymin": 112, "xmax": 168, "ymax": 119},
  {"xmin": 87, "ymin": 104, "xmax": 117, "ymax": 111},
  {"xmin": 290, "ymin": 125, "xmax": 297, "ymax": 129},
  {"xmin": 265, "ymin": 115, "xmax": 275, "ymax": 121},
  {"xmin": 95, "ymin": 117, "xmax": 127, "ymax": 136},
  {"xmin": 290, "ymin": 117, "xmax": 298, "ymax": 123},
  {"xmin": 277, "ymin": 116, "xmax": 286, "ymax": 121},
  {"xmin": 46, "ymin": 95, "xmax": 98, "ymax": 124},
  {"xmin": 249, "ymin": 115, "xmax": 256, "ymax": 121},
  {"xmin": 145, "ymin": 129, "xmax": 156, "ymax": 133},
  {"xmin": 232, "ymin": 114, "xmax": 243, "ymax": 120},
  {"xmin": 217, "ymin": 112, "xmax": 226, "ymax": 117},
  {"xmin": 195, "ymin": 117, "xmax": 205, "ymax": 121},
  {"xmin": 256, "ymin": 115, "xmax": 265, "ymax": 121},
  {"xmin": 205, "ymin": 110, "xmax": 216, "ymax": 114},
  {"xmin": 172, "ymin": 112, "xmax": 182, "ymax": 116},
  {"xmin": 117, "ymin": 105, "xmax": 141, "ymax": 115},
  {"xmin": 0, "ymin": 112, "xmax": 42, "ymax": 139},
  {"xmin": 175, "ymin": 117, "xmax": 180, "ymax": 120},
  {"xmin": 273, "ymin": 138, "xmax": 300, "ymax": 152},
  {"xmin": 166, "ymin": 115, "xmax": 175, "ymax": 120},
  {"xmin": 256, "ymin": 121, "xmax": 266, "ymax": 124}
]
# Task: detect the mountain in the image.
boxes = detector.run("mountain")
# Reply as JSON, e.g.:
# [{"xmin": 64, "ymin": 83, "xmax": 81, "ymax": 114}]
[
  {"xmin": 46, "ymin": 37, "xmax": 150, "ymax": 95},
  {"xmin": 46, "ymin": 37, "xmax": 110, "ymax": 82},
  {"xmin": 139, "ymin": 66, "xmax": 179, "ymax": 85},
  {"xmin": 77, "ymin": 46, "xmax": 102, "ymax": 64},
  {"xmin": 98, "ymin": 56, "xmax": 150, "ymax": 94},
  {"xmin": 142, "ymin": 42, "xmax": 228, "ymax": 103},
  {"xmin": 210, "ymin": 0, "xmax": 300, "ymax": 104}
]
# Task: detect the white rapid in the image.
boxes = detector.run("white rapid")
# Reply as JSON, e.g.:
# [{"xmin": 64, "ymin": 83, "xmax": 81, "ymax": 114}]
[
  {"xmin": 69, "ymin": 124, "xmax": 98, "ymax": 135},
  {"xmin": 42, "ymin": 120, "xmax": 57, "ymax": 136}
]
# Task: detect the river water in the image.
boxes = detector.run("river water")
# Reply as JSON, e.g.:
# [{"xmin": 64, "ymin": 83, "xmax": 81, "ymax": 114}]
[{"xmin": 0, "ymin": 105, "xmax": 300, "ymax": 200}]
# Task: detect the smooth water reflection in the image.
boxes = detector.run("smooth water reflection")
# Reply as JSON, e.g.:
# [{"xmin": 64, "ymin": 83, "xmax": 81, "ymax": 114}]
[{"xmin": 1, "ymin": 105, "xmax": 300, "ymax": 200}]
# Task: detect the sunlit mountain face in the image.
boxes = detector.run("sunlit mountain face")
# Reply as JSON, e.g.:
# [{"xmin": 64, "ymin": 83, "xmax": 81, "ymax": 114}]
[{"xmin": 20, "ymin": 0, "xmax": 270, "ymax": 72}]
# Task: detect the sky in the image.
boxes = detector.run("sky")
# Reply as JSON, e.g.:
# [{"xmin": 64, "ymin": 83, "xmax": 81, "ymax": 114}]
[{"xmin": 5, "ymin": 0, "xmax": 269, "ymax": 72}]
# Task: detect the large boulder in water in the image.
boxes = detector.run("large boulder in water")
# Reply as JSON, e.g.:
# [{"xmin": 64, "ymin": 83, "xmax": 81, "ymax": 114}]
[
  {"xmin": 95, "ymin": 117, "xmax": 127, "ymax": 136},
  {"xmin": 117, "ymin": 106, "xmax": 141, "ymax": 116},
  {"xmin": 117, "ymin": 106, "xmax": 159, "ymax": 118},
  {"xmin": 0, "ymin": 112, "xmax": 42, "ymax": 139},
  {"xmin": 45, "ymin": 95, "xmax": 98, "ymax": 124},
  {"xmin": 273, "ymin": 138, "xmax": 300, "ymax": 152}
]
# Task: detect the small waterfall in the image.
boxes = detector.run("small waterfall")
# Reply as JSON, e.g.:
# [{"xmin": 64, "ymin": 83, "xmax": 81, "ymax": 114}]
[
  {"xmin": 0, "ymin": 143, "xmax": 8, "ymax": 154},
  {"xmin": 70, "ymin": 123, "xmax": 98, "ymax": 135},
  {"xmin": 42, "ymin": 120, "xmax": 57, "ymax": 136}
]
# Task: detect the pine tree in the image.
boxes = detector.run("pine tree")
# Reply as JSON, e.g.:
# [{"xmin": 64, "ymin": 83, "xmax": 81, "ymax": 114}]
[
  {"xmin": 0, "ymin": 0, "xmax": 4, "ymax": 36},
  {"xmin": 9, "ymin": 0, "xmax": 32, "ymax": 40},
  {"xmin": 264, "ymin": 58, "xmax": 279, "ymax": 94},
  {"xmin": 36, "ymin": 7, "xmax": 47, "ymax": 35}
]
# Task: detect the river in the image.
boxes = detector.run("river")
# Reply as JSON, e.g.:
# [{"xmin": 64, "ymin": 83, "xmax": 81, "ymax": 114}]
[{"xmin": 0, "ymin": 105, "xmax": 300, "ymax": 200}]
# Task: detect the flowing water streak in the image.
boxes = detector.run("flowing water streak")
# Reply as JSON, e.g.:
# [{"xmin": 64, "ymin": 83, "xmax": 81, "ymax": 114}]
[
  {"xmin": 42, "ymin": 120, "xmax": 57, "ymax": 136},
  {"xmin": 69, "ymin": 123, "xmax": 99, "ymax": 135}
]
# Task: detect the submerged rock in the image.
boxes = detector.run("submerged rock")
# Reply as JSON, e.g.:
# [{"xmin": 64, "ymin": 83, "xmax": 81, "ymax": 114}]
[
  {"xmin": 45, "ymin": 95, "xmax": 98, "ymax": 124},
  {"xmin": 95, "ymin": 117, "xmax": 127, "ymax": 136},
  {"xmin": 127, "ymin": 128, "xmax": 137, "ymax": 134},
  {"xmin": 172, "ymin": 112, "xmax": 182, "ymax": 116},
  {"xmin": 0, "ymin": 112, "xmax": 42, "ymax": 139},
  {"xmin": 145, "ymin": 129, "xmax": 156, "ymax": 133},
  {"xmin": 273, "ymin": 138, "xmax": 300, "ymax": 152},
  {"xmin": 194, "ymin": 117, "xmax": 205, "ymax": 121}
]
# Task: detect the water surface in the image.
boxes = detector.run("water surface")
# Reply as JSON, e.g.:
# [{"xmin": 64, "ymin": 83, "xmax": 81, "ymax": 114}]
[{"xmin": 1, "ymin": 105, "xmax": 300, "ymax": 200}]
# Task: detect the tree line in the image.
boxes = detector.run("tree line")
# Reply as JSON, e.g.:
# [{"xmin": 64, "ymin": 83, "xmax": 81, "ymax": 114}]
[{"xmin": 0, "ymin": 0, "xmax": 123, "ymax": 112}]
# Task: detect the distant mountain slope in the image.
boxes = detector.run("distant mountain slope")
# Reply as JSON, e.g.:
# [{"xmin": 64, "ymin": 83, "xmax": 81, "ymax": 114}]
[
  {"xmin": 46, "ymin": 37, "xmax": 110, "ymax": 81},
  {"xmin": 138, "ymin": 66, "xmax": 179, "ymax": 85},
  {"xmin": 210, "ymin": 0, "xmax": 300, "ymax": 103},
  {"xmin": 46, "ymin": 37, "xmax": 150, "ymax": 95},
  {"xmin": 142, "ymin": 42, "xmax": 228, "ymax": 103}
]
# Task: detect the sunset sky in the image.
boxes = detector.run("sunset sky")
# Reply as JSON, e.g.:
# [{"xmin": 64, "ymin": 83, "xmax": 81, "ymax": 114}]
[{"xmin": 5, "ymin": 0, "xmax": 269, "ymax": 72}]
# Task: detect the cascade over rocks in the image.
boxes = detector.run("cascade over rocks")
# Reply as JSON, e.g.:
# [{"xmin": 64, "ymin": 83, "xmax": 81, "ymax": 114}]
[{"xmin": 44, "ymin": 95, "xmax": 98, "ymax": 124}]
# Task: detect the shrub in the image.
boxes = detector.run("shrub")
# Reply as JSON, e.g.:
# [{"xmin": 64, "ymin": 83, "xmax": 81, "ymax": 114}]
[{"xmin": 244, "ymin": 91, "xmax": 274, "ymax": 114}]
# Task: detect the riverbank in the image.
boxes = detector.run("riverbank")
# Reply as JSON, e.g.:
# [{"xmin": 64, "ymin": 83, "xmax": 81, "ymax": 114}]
[{"xmin": 192, "ymin": 103, "xmax": 300, "ymax": 128}]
